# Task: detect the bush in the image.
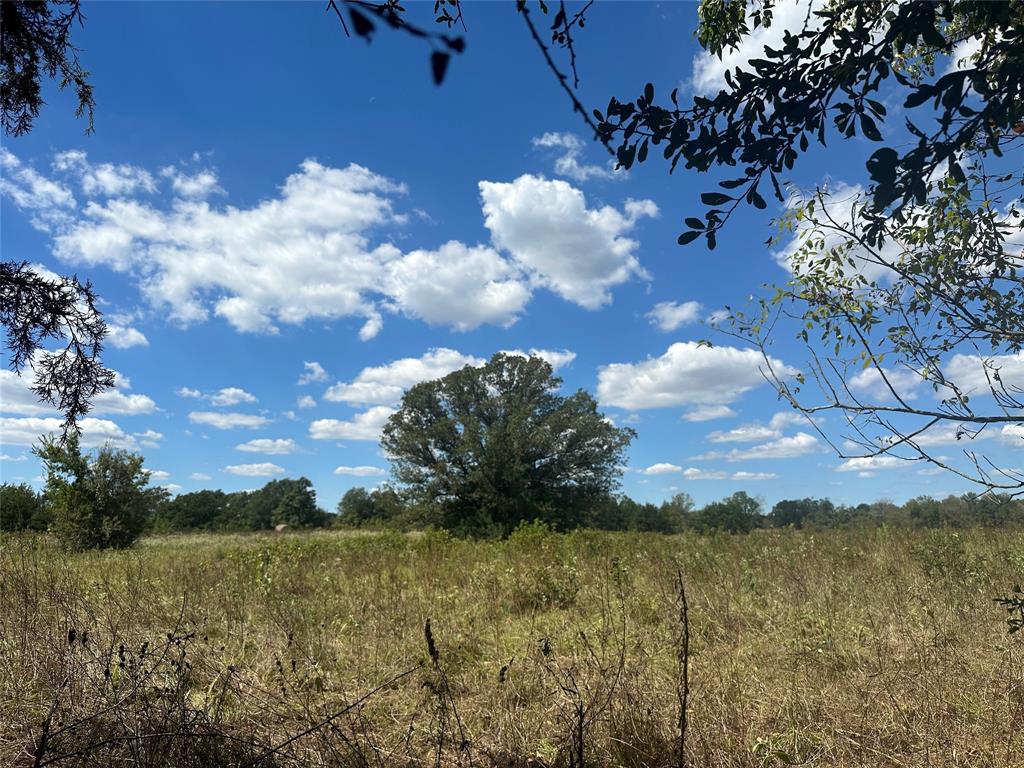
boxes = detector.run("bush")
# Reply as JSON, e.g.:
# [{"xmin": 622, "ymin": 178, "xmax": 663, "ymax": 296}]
[
  {"xmin": 36, "ymin": 435, "xmax": 166, "ymax": 550},
  {"xmin": 0, "ymin": 482, "xmax": 49, "ymax": 531}
]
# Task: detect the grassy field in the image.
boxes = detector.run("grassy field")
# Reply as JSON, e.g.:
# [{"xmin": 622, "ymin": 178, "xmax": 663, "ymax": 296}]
[{"xmin": 2, "ymin": 525, "xmax": 1022, "ymax": 767}]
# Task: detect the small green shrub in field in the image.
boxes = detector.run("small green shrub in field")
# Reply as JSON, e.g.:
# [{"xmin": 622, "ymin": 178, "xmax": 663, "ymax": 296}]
[
  {"xmin": 911, "ymin": 530, "xmax": 984, "ymax": 582},
  {"xmin": 504, "ymin": 521, "xmax": 581, "ymax": 611}
]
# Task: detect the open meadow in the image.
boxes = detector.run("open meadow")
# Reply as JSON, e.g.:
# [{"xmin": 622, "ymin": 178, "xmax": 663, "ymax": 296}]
[{"xmin": 2, "ymin": 525, "xmax": 1022, "ymax": 767}]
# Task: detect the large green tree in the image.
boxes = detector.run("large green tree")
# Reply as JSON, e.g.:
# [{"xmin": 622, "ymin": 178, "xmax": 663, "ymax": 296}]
[
  {"xmin": 381, "ymin": 353, "xmax": 634, "ymax": 537},
  {"xmin": 36, "ymin": 435, "xmax": 166, "ymax": 549}
]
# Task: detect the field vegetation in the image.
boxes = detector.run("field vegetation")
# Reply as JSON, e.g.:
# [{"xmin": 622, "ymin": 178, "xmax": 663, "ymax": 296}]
[{"xmin": 2, "ymin": 524, "xmax": 1022, "ymax": 767}]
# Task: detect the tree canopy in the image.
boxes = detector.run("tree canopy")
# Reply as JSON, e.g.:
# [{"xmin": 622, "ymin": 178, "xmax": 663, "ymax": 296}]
[
  {"xmin": 1, "ymin": 261, "xmax": 114, "ymax": 439},
  {"xmin": 381, "ymin": 353, "xmax": 635, "ymax": 536},
  {"xmin": 154, "ymin": 477, "xmax": 325, "ymax": 532},
  {"xmin": 1, "ymin": 0, "xmax": 94, "ymax": 136},
  {"xmin": 0, "ymin": 482, "xmax": 50, "ymax": 531},
  {"xmin": 35, "ymin": 434, "xmax": 166, "ymax": 549},
  {"xmin": 2, "ymin": 2, "xmax": 107, "ymax": 437}
]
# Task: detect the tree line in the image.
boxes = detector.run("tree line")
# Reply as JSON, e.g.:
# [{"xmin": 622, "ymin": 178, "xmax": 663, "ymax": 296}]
[
  {"xmin": 3, "ymin": 352, "xmax": 1024, "ymax": 548},
  {"xmin": 6, "ymin": 472, "xmax": 1023, "ymax": 546},
  {"xmin": 336, "ymin": 486, "xmax": 1024, "ymax": 534}
]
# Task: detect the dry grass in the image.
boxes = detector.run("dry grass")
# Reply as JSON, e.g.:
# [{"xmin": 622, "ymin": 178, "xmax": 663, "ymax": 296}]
[{"xmin": 1, "ymin": 525, "xmax": 1022, "ymax": 767}]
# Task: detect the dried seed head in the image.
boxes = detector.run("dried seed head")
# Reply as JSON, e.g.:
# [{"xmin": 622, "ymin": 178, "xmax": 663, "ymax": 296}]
[{"xmin": 424, "ymin": 618, "xmax": 439, "ymax": 662}]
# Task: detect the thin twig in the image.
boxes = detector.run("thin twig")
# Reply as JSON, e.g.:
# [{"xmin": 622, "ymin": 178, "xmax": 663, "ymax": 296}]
[
  {"xmin": 675, "ymin": 568, "xmax": 690, "ymax": 768},
  {"xmin": 519, "ymin": 2, "xmax": 612, "ymax": 154}
]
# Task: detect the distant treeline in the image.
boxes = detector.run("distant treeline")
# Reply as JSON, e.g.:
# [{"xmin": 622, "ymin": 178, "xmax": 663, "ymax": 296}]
[
  {"xmin": 6, "ymin": 479, "xmax": 1015, "ymax": 536},
  {"xmin": 0, "ymin": 478, "xmax": 330, "ymax": 535},
  {"xmin": 3, "ymin": 479, "xmax": 1023, "ymax": 537},
  {"xmin": 335, "ymin": 486, "xmax": 1024, "ymax": 534}
]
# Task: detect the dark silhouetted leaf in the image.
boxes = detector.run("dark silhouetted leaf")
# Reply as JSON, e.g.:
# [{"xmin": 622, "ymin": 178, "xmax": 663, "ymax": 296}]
[
  {"xmin": 444, "ymin": 36, "xmax": 466, "ymax": 53},
  {"xmin": 866, "ymin": 147, "xmax": 899, "ymax": 186},
  {"xmin": 860, "ymin": 114, "xmax": 882, "ymax": 141},
  {"xmin": 349, "ymin": 8, "xmax": 375, "ymax": 40},
  {"xmin": 431, "ymin": 51, "xmax": 450, "ymax": 85},
  {"xmin": 701, "ymin": 192, "xmax": 733, "ymax": 206}
]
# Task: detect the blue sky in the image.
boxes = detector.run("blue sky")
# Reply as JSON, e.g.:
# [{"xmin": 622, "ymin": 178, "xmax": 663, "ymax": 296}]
[{"xmin": 2, "ymin": 1, "xmax": 1020, "ymax": 511}]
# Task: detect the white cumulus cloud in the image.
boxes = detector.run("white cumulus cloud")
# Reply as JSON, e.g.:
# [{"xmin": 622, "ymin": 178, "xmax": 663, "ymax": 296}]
[
  {"xmin": 1000, "ymin": 424, "xmax": 1024, "ymax": 447},
  {"xmin": 646, "ymin": 301, "xmax": 702, "ymax": 332},
  {"xmin": 189, "ymin": 411, "xmax": 270, "ymax": 430},
  {"xmin": 0, "ymin": 416, "xmax": 138, "ymax": 449},
  {"xmin": 325, "ymin": 349, "xmax": 481, "ymax": 406},
  {"xmin": 309, "ymin": 406, "xmax": 396, "ymax": 441},
  {"xmin": 4, "ymin": 152, "xmax": 659, "ymax": 339},
  {"xmin": 597, "ymin": 342, "xmax": 797, "ymax": 411},
  {"xmin": 848, "ymin": 367, "xmax": 923, "ymax": 402},
  {"xmin": 176, "ymin": 386, "xmax": 258, "ymax": 406},
  {"xmin": 1, "ymin": 369, "xmax": 155, "ymax": 417},
  {"xmin": 54, "ymin": 150, "xmax": 157, "ymax": 197},
  {"xmin": 134, "ymin": 430, "xmax": 163, "ymax": 449},
  {"xmin": 333, "ymin": 465, "xmax": 388, "ymax": 477},
  {"xmin": 235, "ymin": 438, "xmax": 298, "ymax": 455},
  {"xmin": 700, "ymin": 432, "xmax": 820, "ymax": 461},
  {"xmin": 297, "ymin": 361, "xmax": 328, "ymax": 385},
  {"xmin": 106, "ymin": 324, "xmax": 149, "ymax": 349},
  {"xmin": 944, "ymin": 352, "xmax": 1024, "ymax": 394},
  {"xmin": 682, "ymin": 467, "xmax": 729, "ymax": 480},
  {"xmin": 479, "ymin": 174, "xmax": 655, "ymax": 309},
  {"xmin": 209, "ymin": 387, "xmax": 257, "ymax": 407},
  {"xmin": 731, "ymin": 471, "xmax": 777, "ymax": 481},
  {"xmin": 385, "ymin": 241, "xmax": 531, "ymax": 330},
  {"xmin": 223, "ymin": 462, "xmax": 285, "ymax": 477},
  {"xmin": 500, "ymin": 348, "xmax": 577, "ymax": 371},
  {"xmin": 160, "ymin": 166, "xmax": 222, "ymax": 198},
  {"xmin": 1, "ymin": 149, "xmax": 75, "ymax": 216},
  {"xmin": 531, "ymin": 132, "xmax": 622, "ymax": 183},
  {"xmin": 641, "ymin": 462, "xmax": 683, "ymax": 475},
  {"xmin": 681, "ymin": 405, "xmax": 737, "ymax": 422},
  {"xmin": 706, "ymin": 424, "xmax": 781, "ymax": 443},
  {"xmin": 836, "ymin": 455, "xmax": 910, "ymax": 473}
]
